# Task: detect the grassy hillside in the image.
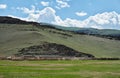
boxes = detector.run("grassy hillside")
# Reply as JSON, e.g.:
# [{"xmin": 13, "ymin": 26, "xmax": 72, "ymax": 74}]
[
  {"xmin": 0, "ymin": 23, "xmax": 120, "ymax": 58},
  {"xmin": 53, "ymin": 25, "xmax": 120, "ymax": 40}
]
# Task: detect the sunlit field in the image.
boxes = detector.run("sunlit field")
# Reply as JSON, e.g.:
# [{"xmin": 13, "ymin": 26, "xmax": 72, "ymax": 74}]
[{"xmin": 0, "ymin": 60, "xmax": 120, "ymax": 78}]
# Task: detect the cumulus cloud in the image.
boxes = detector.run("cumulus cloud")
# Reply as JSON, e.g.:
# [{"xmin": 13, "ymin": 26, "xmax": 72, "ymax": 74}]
[
  {"xmin": 0, "ymin": 4, "xmax": 7, "ymax": 9},
  {"xmin": 52, "ymin": 18, "xmax": 86, "ymax": 27},
  {"xmin": 56, "ymin": 0, "xmax": 70, "ymax": 9},
  {"xmin": 16, "ymin": 6, "xmax": 59, "ymax": 23},
  {"xmin": 41, "ymin": 1, "xmax": 49, "ymax": 6},
  {"xmin": 16, "ymin": 5, "xmax": 40, "ymax": 21},
  {"xmin": 76, "ymin": 11, "xmax": 87, "ymax": 16},
  {"xmin": 37, "ymin": 7, "xmax": 57, "ymax": 23},
  {"xmin": 15, "ymin": 6, "xmax": 120, "ymax": 30},
  {"xmin": 84, "ymin": 11, "xmax": 120, "ymax": 29},
  {"xmin": 54, "ymin": 11, "xmax": 120, "ymax": 29}
]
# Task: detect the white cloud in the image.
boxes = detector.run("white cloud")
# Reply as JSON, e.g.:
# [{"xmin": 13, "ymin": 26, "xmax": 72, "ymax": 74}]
[
  {"xmin": 37, "ymin": 7, "xmax": 57, "ymax": 23},
  {"xmin": 15, "ymin": 6, "xmax": 120, "ymax": 30},
  {"xmin": 0, "ymin": 4, "xmax": 7, "ymax": 9},
  {"xmin": 55, "ymin": 6, "xmax": 61, "ymax": 9},
  {"xmin": 16, "ymin": 5, "xmax": 40, "ymax": 21},
  {"xmin": 76, "ymin": 11, "xmax": 87, "ymax": 17},
  {"xmin": 54, "ymin": 11, "xmax": 120, "ymax": 29},
  {"xmin": 82, "ymin": 11, "xmax": 120, "ymax": 29},
  {"xmin": 41, "ymin": 1, "xmax": 49, "ymax": 6},
  {"xmin": 56, "ymin": 0, "xmax": 70, "ymax": 9},
  {"xmin": 16, "ymin": 6, "xmax": 58, "ymax": 23},
  {"xmin": 17, "ymin": 5, "xmax": 35, "ymax": 14},
  {"xmin": 52, "ymin": 18, "xmax": 86, "ymax": 27}
]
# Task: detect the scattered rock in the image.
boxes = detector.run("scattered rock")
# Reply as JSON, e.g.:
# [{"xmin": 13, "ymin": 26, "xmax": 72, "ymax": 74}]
[{"xmin": 17, "ymin": 43, "xmax": 94, "ymax": 58}]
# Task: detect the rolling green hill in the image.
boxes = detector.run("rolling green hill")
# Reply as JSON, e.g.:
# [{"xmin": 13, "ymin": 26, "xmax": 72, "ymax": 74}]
[
  {"xmin": 53, "ymin": 26, "xmax": 120, "ymax": 40},
  {"xmin": 0, "ymin": 16, "xmax": 120, "ymax": 58}
]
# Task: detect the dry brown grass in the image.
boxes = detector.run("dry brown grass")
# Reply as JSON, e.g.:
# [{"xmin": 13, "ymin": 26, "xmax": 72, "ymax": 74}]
[{"xmin": 0, "ymin": 75, "xmax": 3, "ymax": 78}]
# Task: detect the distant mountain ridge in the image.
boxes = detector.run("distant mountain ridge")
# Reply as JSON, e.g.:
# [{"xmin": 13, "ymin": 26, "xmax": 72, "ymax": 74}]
[
  {"xmin": 40, "ymin": 22, "xmax": 120, "ymax": 40},
  {"xmin": 75, "ymin": 28, "xmax": 120, "ymax": 40},
  {"xmin": 41, "ymin": 22, "xmax": 120, "ymax": 40}
]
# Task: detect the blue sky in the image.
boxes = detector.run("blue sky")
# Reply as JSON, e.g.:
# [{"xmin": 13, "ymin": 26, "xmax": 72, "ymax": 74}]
[{"xmin": 0, "ymin": 0, "xmax": 120, "ymax": 29}]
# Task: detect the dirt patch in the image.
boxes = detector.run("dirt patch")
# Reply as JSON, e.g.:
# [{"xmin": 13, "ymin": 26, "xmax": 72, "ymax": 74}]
[
  {"xmin": 0, "ymin": 75, "xmax": 3, "ymax": 78},
  {"xmin": 43, "ymin": 64, "xmax": 75, "ymax": 67},
  {"xmin": 79, "ymin": 61, "xmax": 120, "ymax": 65},
  {"xmin": 0, "ymin": 62, "xmax": 74, "ymax": 67},
  {"xmin": 20, "ymin": 63, "xmax": 74, "ymax": 67},
  {"xmin": 56, "ymin": 71, "xmax": 120, "ymax": 78},
  {"xmin": 29, "ymin": 68, "xmax": 65, "ymax": 70},
  {"xmin": 63, "ymin": 71, "xmax": 120, "ymax": 76}
]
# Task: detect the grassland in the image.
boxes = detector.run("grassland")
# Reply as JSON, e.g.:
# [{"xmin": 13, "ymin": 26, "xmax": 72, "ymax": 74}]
[
  {"xmin": 0, "ymin": 24, "xmax": 120, "ymax": 58},
  {"xmin": 0, "ymin": 60, "xmax": 119, "ymax": 78}
]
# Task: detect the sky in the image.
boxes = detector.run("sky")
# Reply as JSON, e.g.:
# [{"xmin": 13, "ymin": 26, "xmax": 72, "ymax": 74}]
[{"xmin": 0, "ymin": 0, "xmax": 120, "ymax": 30}]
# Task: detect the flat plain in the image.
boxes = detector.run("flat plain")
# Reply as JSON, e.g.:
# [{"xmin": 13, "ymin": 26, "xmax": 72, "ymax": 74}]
[{"xmin": 0, "ymin": 60, "xmax": 120, "ymax": 78}]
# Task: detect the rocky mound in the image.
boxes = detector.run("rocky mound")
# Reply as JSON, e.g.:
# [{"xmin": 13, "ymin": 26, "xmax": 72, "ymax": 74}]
[{"xmin": 17, "ymin": 43, "xmax": 94, "ymax": 58}]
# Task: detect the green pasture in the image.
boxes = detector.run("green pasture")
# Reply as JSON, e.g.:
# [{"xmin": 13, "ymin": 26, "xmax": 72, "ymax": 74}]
[{"xmin": 0, "ymin": 60, "xmax": 119, "ymax": 78}]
